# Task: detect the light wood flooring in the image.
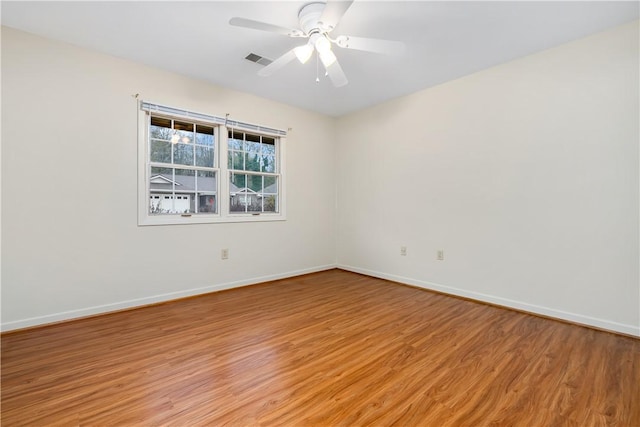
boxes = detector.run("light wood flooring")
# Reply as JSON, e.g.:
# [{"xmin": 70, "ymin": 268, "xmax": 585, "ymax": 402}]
[{"xmin": 2, "ymin": 269, "xmax": 639, "ymax": 426}]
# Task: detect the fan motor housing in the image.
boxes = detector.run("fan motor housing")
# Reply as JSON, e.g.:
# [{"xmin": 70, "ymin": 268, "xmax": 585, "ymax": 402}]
[{"xmin": 298, "ymin": 2, "xmax": 325, "ymax": 34}]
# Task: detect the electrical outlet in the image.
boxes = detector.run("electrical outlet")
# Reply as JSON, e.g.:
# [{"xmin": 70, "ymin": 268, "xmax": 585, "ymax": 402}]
[
  {"xmin": 400, "ymin": 246, "xmax": 407, "ymax": 256},
  {"xmin": 437, "ymin": 249, "xmax": 444, "ymax": 261},
  {"xmin": 221, "ymin": 248, "xmax": 229, "ymax": 260}
]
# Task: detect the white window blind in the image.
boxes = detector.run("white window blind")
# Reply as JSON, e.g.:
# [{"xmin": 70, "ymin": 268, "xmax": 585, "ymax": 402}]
[{"xmin": 140, "ymin": 101, "xmax": 287, "ymax": 137}]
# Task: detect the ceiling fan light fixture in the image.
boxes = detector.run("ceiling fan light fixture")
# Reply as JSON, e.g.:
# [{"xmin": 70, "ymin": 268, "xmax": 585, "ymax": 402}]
[
  {"xmin": 230, "ymin": 0, "xmax": 380, "ymax": 88},
  {"xmin": 314, "ymin": 35, "xmax": 332, "ymax": 55},
  {"xmin": 294, "ymin": 44, "xmax": 314, "ymax": 64},
  {"xmin": 319, "ymin": 49, "xmax": 337, "ymax": 67}
]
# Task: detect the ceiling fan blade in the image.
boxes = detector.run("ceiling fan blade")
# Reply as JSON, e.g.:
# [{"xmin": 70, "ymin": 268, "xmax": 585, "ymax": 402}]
[
  {"xmin": 318, "ymin": 0, "xmax": 354, "ymax": 32},
  {"xmin": 324, "ymin": 59, "xmax": 348, "ymax": 88},
  {"xmin": 257, "ymin": 49, "xmax": 297, "ymax": 77},
  {"xmin": 335, "ymin": 35, "xmax": 406, "ymax": 55},
  {"xmin": 229, "ymin": 17, "xmax": 304, "ymax": 37}
]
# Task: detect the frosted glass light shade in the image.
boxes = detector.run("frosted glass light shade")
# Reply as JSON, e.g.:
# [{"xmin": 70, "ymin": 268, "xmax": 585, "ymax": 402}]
[
  {"xmin": 294, "ymin": 44, "xmax": 314, "ymax": 64},
  {"xmin": 314, "ymin": 36, "xmax": 332, "ymax": 54},
  {"xmin": 319, "ymin": 50, "xmax": 337, "ymax": 67}
]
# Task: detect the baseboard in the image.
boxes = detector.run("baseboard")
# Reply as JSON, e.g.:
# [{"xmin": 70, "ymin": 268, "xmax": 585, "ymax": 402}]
[
  {"xmin": 5, "ymin": 264, "xmax": 637, "ymax": 338},
  {"xmin": 1, "ymin": 264, "xmax": 337, "ymax": 333},
  {"xmin": 337, "ymin": 264, "xmax": 640, "ymax": 338}
]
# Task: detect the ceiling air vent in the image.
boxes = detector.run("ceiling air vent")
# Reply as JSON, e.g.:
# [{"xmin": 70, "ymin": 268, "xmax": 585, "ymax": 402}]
[{"xmin": 245, "ymin": 53, "xmax": 273, "ymax": 66}]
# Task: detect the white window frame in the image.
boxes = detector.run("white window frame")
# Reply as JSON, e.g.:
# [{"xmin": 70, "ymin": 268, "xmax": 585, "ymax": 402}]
[{"xmin": 138, "ymin": 102, "xmax": 287, "ymax": 226}]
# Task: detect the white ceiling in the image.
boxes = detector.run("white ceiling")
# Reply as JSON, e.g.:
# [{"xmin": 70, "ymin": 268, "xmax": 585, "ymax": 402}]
[{"xmin": 2, "ymin": 1, "xmax": 638, "ymax": 117}]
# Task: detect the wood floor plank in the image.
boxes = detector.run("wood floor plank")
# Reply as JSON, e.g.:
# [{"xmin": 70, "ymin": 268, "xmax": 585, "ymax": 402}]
[{"xmin": 2, "ymin": 269, "xmax": 638, "ymax": 426}]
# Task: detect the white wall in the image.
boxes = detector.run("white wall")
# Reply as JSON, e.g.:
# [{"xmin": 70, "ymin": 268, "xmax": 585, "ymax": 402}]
[
  {"xmin": 336, "ymin": 21, "xmax": 640, "ymax": 336},
  {"xmin": 3, "ymin": 21, "xmax": 639, "ymax": 337},
  {"xmin": 1, "ymin": 27, "xmax": 337, "ymax": 330}
]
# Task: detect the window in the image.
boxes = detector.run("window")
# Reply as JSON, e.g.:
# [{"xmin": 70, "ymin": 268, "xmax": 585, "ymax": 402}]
[
  {"xmin": 147, "ymin": 116, "xmax": 217, "ymax": 215},
  {"xmin": 138, "ymin": 102, "xmax": 286, "ymax": 225},
  {"xmin": 228, "ymin": 130, "xmax": 278, "ymax": 214}
]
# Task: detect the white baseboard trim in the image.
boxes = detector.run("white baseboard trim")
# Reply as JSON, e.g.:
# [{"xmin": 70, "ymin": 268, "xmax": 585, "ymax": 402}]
[
  {"xmin": 338, "ymin": 264, "xmax": 640, "ymax": 338},
  {"xmin": 1, "ymin": 264, "xmax": 337, "ymax": 332}
]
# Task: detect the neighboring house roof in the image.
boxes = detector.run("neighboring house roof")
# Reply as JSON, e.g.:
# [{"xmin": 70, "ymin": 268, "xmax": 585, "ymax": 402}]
[
  {"xmin": 230, "ymin": 187, "xmax": 257, "ymax": 196},
  {"xmin": 263, "ymin": 183, "xmax": 277, "ymax": 194},
  {"xmin": 150, "ymin": 173, "xmax": 217, "ymax": 193},
  {"xmin": 151, "ymin": 174, "xmax": 277, "ymax": 195},
  {"xmin": 149, "ymin": 175, "xmax": 175, "ymax": 185},
  {"xmin": 230, "ymin": 183, "xmax": 277, "ymax": 196}
]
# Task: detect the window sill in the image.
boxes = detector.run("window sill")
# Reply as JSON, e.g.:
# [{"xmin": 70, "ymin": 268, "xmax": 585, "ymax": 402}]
[{"xmin": 138, "ymin": 213, "xmax": 286, "ymax": 226}]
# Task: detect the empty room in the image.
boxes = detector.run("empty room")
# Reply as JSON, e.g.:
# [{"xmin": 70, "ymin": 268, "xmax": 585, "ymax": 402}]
[{"xmin": 1, "ymin": 1, "xmax": 639, "ymax": 425}]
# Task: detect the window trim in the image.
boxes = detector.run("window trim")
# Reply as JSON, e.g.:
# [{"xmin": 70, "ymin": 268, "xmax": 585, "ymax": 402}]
[{"xmin": 138, "ymin": 102, "xmax": 286, "ymax": 226}]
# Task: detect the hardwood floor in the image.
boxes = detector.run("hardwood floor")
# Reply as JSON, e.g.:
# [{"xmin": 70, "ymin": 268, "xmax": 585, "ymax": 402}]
[{"xmin": 2, "ymin": 269, "xmax": 638, "ymax": 426}]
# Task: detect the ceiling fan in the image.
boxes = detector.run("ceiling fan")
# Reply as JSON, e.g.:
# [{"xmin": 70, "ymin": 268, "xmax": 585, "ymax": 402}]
[{"xmin": 229, "ymin": 0, "xmax": 405, "ymax": 87}]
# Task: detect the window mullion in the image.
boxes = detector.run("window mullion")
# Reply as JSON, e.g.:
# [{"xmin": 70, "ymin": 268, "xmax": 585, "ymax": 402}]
[
  {"xmin": 170, "ymin": 119, "xmax": 175, "ymax": 164},
  {"xmin": 194, "ymin": 170, "xmax": 199, "ymax": 214},
  {"xmin": 261, "ymin": 175, "xmax": 265, "ymax": 212},
  {"xmin": 242, "ymin": 133, "xmax": 246, "ymax": 171},
  {"xmin": 149, "ymin": 162, "xmax": 216, "ymax": 173},
  {"xmin": 171, "ymin": 168, "xmax": 176, "ymax": 213},
  {"xmin": 219, "ymin": 126, "xmax": 230, "ymax": 216}
]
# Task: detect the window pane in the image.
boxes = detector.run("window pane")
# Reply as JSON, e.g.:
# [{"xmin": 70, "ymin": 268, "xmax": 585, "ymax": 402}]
[
  {"xmin": 248, "ymin": 174, "xmax": 263, "ymax": 192},
  {"xmin": 151, "ymin": 116, "xmax": 171, "ymax": 128},
  {"xmin": 172, "ymin": 169, "xmax": 195, "ymax": 214},
  {"xmin": 229, "ymin": 130, "xmax": 243, "ymax": 140},
  {"xmin": 149, "ymin": 166, "xmax": 173, "ymax": 215},
  {"xmin": 175, "ymin": 129, "xmax": 193, "ymax": 145},
  {"xmin": 172, "ymin": 121, "xmax": 193, "ymax": 144},
  {"xmin": 262, "ymin": 155, "xmax": 276, "ymax": 173},
  {"xmin": 262, "ymin": 143, "xmax": 275, "ymax": 156},
  {"xmin": 197, "ymin": 170, "xmax": 216, "ymax": 192},
  {"xmin": 230, "ymin": 173, "xmax": 246, "ymax": 190},
  {"xmin": 245, "ymin": 139, "xmax": 260, "ymax": 154},
  {"xmin": 247, "ymin": 198, "xmax": 262, "ymax": 212},
  {"xmin": 195, "ymin": 125, "xmax": 214, "ymax": 146},
  {"xmin": 263, "ymin": 176, "xmax": 277, "ymax": 193},
  {"xmin": 244, "ymin": 152, "xmax": 260, "ymax": 172},
  {"xmin": 228, "ymin": 137, "xmax": 243, "ymax": 150},
  {"xmin": 150, "ymin": 126, "xmax": 173, "ymax": 141},
  {"xmin": 198, "ymin": 193, "xmax": 216, "ymax": 213},
  {"xmin": 195, "ymin": 146, "xmax": 214, "ymax": 167},
  {"xmin": 230, "ymin": 173, "xmax": 247, "ymax": 213},
  {"xmin": 150, "ymin": 194, "xmax": 162, "ymax": 214},
  {"xmin": 150, "ymin": 140, "xmax": 171, "ymax": 163},
  {"xmin": 150, "ymin": 117, "xmax": 172, "ymax": 141},
  {"xmin": 262, "ymin": 195, "xmax": 277, "ymax": 213},
  {"xmin": 175, "ymin": 168, "xmax": 195, "ymax": 189},
  {"xmin": 246, "ymin": 133, "xmax": 260, "ymax": 143},
  {"xmin": 150, "ymin": 166, "xmax": 172, "ymax": 175},
  {"xmin": 196, "ymin": 170, "xmax": 216, "ymax": 214},
  {"xmin": 173, "ymin": 143, "xmax": 194, "ymax": 166},
  {"xmin": 174, "ymin": 121, "xmax": 192, "ymax": 131},
  {"xmin": 230, "ymin": 194, "xmax": 247, "ymax": 212},
  {"xmin": 149, "ymin": 166, "xmax": 173, "ymax": 203},
  {"xmin": 231, "ymin": 151, "xmax": 244, "ymax": 170}
]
